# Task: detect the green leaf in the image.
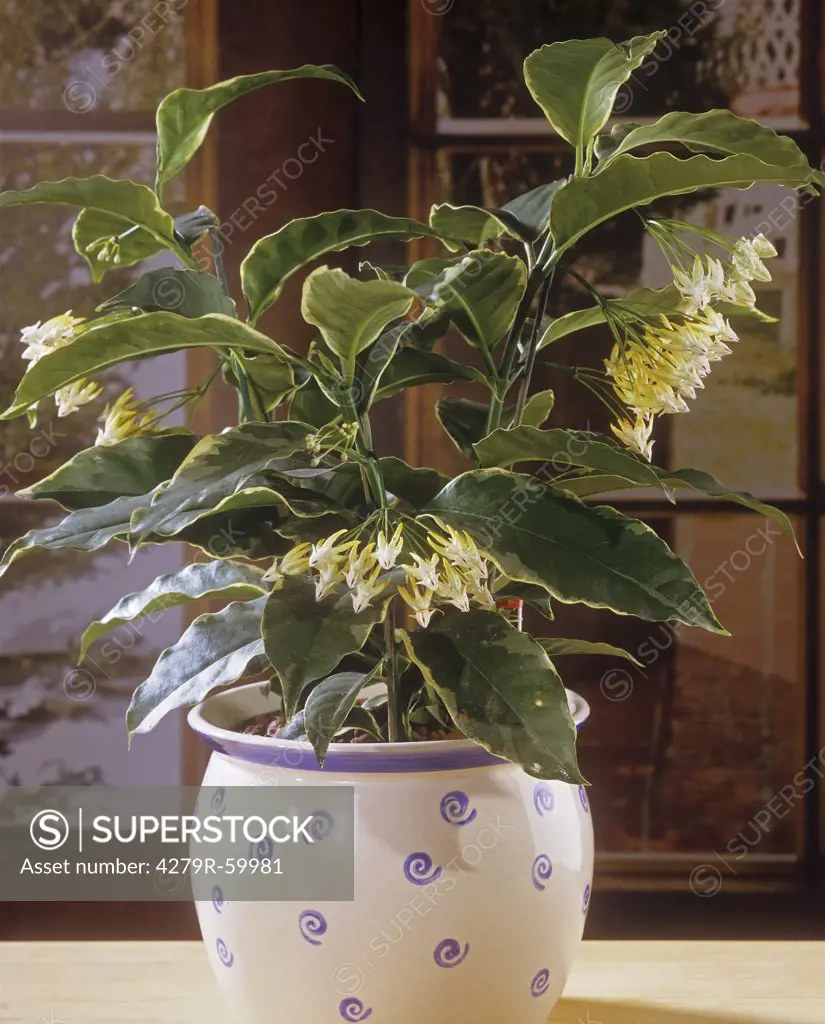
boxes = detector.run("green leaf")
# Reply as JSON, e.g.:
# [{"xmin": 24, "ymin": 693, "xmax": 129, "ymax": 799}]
[
  {"xmin": 127, "ymin": 597, "xmax": 268, "ymax": 736},
  {"xmin": 421, "ymin": 251, "xmax": 528, "ymax": 351},
  {"xmin": 429, "ymin": 203, "xmax": 534, "ymax": 246},
  {"xmin": 290, "ymin": 378, "xmax": 339, "ymax": 427},
  {"xmin": 561, "ymin": 464, "xmax": 798, "ymax": 550},
  {"xmin": 595, "ymin": 109, "xmax": 811, "ymax": 169},
  {"xmin": 242, "ymin": 209, "xmax": 460, "ymax": 324},
  {"xmin": 155, "ymin": 65, "xmax": 363, "ymax": 195},
  {"xmin": 436, "ymin": 398, "xmax": 490, "ymax": 460},
  {"xmin": 129, "ymin": 422, "xmax": 317, "ymax": 541},
  {"xmin": 500, "ymin": 182, "xmax": 561, "ymax": 240},
  {"xmin": 0, "ymin": 492, "xmax": 153, "ymax": 579},
  {"xmin": 521, "ymin": 390, "xmax": 555, "ymax": 427},
  {"xmin": 524, "ymin": 32, "xmax": 665, "ymax": 152},
  {"xmin": 338, "ymin": 704, "xmax": 383, "ymax": 740},
  {"xmin": 1, "ymin": 312, "xmax": 287, "ymax": 419},
  {"xmin": 174, "ymin": 205, "xmax": 219, "ymax": 245},
  {"xmin": 402, "ymin": 608, "xmax": 583, "ymax": 783},
  {"xmin": 304, "ymin": 663, "xmax": 383, "ymax": 765},
  {"xmin": 227, "ymin": 354, "xmax": 295, "ymax": 414},
  {"xmin": 538, "ymin": 282, "xmax": 777, "ymax": 351},
  {"xmin": 21, "ymin": 433, "xmax": 197, "ymax": 509},
  {"xmin": 539, "ymin": 637, "xmax": 641, "ymax": 665},
  {"xmin": 98, "ymin": 268, "xmax": 236, "ymax": 318},
  {"xmin": 378, "ymin": 457, "xmax": 449, "ymax": 508},
  {"xmin": 355, "ymin": 323, "xmax": 406, "ymax": 411},
  {"xmin": 473, "ymin": 425, "xmax": 667, "ymax": 494},
  {"xmin": 72, "ymin": 209, "xmax": 165, "ymax": 283},
  {"xmin": 0, "ymin": 176, "xmax": 185, "ymax": 259},
  {"xmin": 262, "ymin": 575, "xmax": 387, "ymax": 717},
  {"xmin": 301, "ymin": 267, "xmax": 415, "ymax": 364},
  {"xmin": 426, "ymin": 468, "xmax": 724, "ymax": 632},
  {"xmin": 494, "ymin": 580, "xmax": 554, "ymax": 619},
  {"xmin": 551, "ymin": 152, "xmax": 817, "ymax": 255},
  {"xmin": 376, "ymin": 347, "xmax": 483, "ymax": 398},
  {"xmin": 80, "ymin": 560, "xmax": 268, "ymax": 663}
]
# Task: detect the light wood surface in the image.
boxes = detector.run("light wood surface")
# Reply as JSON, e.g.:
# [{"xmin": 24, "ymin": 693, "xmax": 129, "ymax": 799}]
[{"xmin": 0, "ymin": 940, "xmax": 820, "ymax": 1023}]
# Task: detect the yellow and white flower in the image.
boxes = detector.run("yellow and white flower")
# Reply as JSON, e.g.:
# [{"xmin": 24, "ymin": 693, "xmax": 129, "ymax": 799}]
[
  {"xmin": 351, "ymin": 564, "xmax": 386, "ymax": 613},
  {"xmin": 54, "ymin": 379, "xmax": 102, "ymax": 418},
  {"xmin": 731, "ymin": 235, "xmax": 776, "ymax": 283},
  {"xmin": 401, "ymin": 552, "xmax": 441, "ymax": 592},
  {"xmin": 673, "ymin": 255, "xmax": 726, "ymax": 313},
  {"xmin": 398, "ymin": 581, "xmax": 437, "ymax": 628},
  {"xmin": 20, "ymin": 312, "xmax": 85, "ymax": 365},
  {"xmin": 95, "ymin": 388, "xmax": 159, "ymax": 446},
  {"xmin": 611, "ymin": 414, "xmax": 655, "ymax": 461},
  {"xmin": 375, "ymin": 524, "xmax": 404, "ymax": 570}
]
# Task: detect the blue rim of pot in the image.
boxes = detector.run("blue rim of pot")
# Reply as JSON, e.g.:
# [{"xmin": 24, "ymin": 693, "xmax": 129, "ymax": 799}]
[{"xmin": 188, "ymin": 682, "xmax": 590, "ymax": 774}]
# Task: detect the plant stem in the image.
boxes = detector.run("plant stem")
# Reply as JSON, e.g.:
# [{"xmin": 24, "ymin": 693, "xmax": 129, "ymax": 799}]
[
  {"xmin": 208, "ymin": 227, "xmax": 257, "ymax": 423},
  {"xmin": 513, "ymin": 269, "xmax": 555, "ymax": 425},
  {"xmin": 384, "ymin": 600, "xmax": 403, "ymax": 743}
]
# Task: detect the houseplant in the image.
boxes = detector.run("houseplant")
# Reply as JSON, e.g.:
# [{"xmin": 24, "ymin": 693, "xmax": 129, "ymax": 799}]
[{"xmin": 0, "ymin": 30, "xmax": 819, "ymax": 1024}]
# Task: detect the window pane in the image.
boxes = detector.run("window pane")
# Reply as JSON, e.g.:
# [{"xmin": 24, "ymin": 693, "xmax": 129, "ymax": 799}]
[
  {"xmin": 0, "ymin": 0, "xmax": 187, "ymax": 111},
  {"xmin": 544, "ymin": 513, "xmax": 803, "ymax": 859},
  {"xmin": 436, "ymin": 0, "xmax": 803, "ymax": 128}
]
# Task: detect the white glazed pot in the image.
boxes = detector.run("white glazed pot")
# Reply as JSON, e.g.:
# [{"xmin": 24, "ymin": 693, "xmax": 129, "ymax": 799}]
[{"xmin": 188, "ymin": 682, "xmax": 593, "ymax": 1024}]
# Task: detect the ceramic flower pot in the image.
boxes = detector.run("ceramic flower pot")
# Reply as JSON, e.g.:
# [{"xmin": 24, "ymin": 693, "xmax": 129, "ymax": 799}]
[{"xmin": 188, "ymin": 682, "xmax": 593, "ymax": 1024}]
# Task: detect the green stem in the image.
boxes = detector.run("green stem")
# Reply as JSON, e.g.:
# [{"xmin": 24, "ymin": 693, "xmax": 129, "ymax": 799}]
[
  {"xmin": 513, "ymin": 269, "xmax": 555, "ymax": 425},
  {"xmin": 384, "ymin": 600, "xmax": 403, "ymax": 743}
]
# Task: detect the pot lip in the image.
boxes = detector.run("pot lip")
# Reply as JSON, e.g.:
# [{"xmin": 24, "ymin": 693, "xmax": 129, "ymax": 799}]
[{"xmin": 187, "ymin": 681, "xmax": 590, "ymax": 775}]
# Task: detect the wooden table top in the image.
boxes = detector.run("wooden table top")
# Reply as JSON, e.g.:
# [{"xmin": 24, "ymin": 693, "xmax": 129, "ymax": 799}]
[{"xmin": 0, "ymin": 940, "xmax": 820, "ymax": 1023}]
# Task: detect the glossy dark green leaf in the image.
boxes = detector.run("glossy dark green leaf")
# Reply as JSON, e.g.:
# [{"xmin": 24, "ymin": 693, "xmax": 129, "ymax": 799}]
[
  {"xmin": 72, "ymin": 209, "xmax": 165, "ymax": 283},
  {"xmin": 21, "ymin": 433, "xmax": 197, "ymax": 510},
  {"xmin": 473, "ymin": 425, "xmax": 666, "ymax": 493},
  {"xmin": 500, "ymin": 182, "xmax": 560, "ymax": 240},
  {"xmin": 524, "ymin": 33, "xmax": 665, "ymax": 151},
  {"xmin": 426, "ymin": 469, "xmax": 724, "ymax": 631},
  {"xmin": 80, "ymin": 560, "xmax": 268, "ymax": 662},
  {"xmin": 595, "ymin": 109, "xmax": 811, "ymax": 169},
  {"xmin": 242, "ymin": 209, "xmax": 460, "ymax": 324},
  {"xmin": 127, "ymin": 597, "xmax": 269, "ymax": 736},
  {"xmin": 436, "ymin": 398, "xmax": 490, "ymax": 460},
  {"xmin": 130, "ymin": 422, "xmax": 318, "ymax": 541},
  {"xmin": 155, "ymin": 65, "xmax": 362, "ymax": 195},
  {"xmin": 376, "ymin": 347, "xmax": 483, "ymax": 398},
  {"xmin": 1, "ymin": 312, "xmax": 289, "ymax": 420},
  {"xmin": 98, "ymin": 269, "xmax": 236, "ymax": 318},
  {"xmin": 561, "ymin": 465, "xmax": 798, "ymax": 549},
  {"xmin": 338, "ymin": 704, "xmax": 383, "ymax": 740},
  {"xmin": 227, "ymin": 354, "xmax": 295, "ymax": 414},
  {"xmin": 539, "ymin": 637, "xmax": 641, "ymax": 664},
  {"xmin": 551, "ymin": 152, "xmax": 817, "ymax": 256},
  {"xmin": 378, "ymin": 457, "xmax": 449, "ymax": 508},
  {"xmin": 262, "ymin": 576, "xmax": 387, "ymax": 717},
  {"xmin": 301, "ymin": 267, "xmax": 415, "ymax": 364},
  {"xmin": 403, "ymin": 608, "xmax": 583, "ymax": 782},
  {"xmin": 304, "ymin": 663, "xmax": 383, "ymax": 765}
]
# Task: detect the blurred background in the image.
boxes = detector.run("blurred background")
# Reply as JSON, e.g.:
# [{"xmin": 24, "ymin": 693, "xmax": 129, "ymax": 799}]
[{"xmin": 1, "ymin": 0, "xmax": 823, "ymax": 939}]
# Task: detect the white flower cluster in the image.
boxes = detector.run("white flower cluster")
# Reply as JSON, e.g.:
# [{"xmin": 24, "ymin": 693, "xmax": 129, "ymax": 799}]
[
  {"xmin": 263, "ymin": 523, "xmax": 496, "ymax": 627},
  {"xmin": 96, "ymin": 388, "xmax": 159, "ymax": 447},
  {"xmin": 606, "ymin": 234, "xmax": 777, "ymax": 461},
  {"xmin": 19, "ymin": 313, "xmax": 104, "ymax": 419}
]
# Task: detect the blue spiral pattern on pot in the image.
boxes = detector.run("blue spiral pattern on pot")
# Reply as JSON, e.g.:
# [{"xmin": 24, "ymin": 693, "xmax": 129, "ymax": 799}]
[
  {"xmin": 530, "ymin": 968, "xmax": 550, "ymax": 997},
  {"xmin": 339, "ymin": 998, "xmax": 372, "ymax": 1020},
  {"xmin": 578, "ymin": 785, "xmax": 590, "ymax": 813},
  {"xmin": 299, "ymin": 909, "xmax": 328, "ymax": 946},
  {"xmin": 532, "ymin": 854, "xmax": 553, "ymax": 891},
  {"xmin": 403, "ymin": 852, "xmax": 442, "ymax": 885},
  {"xmin": 582, "ymin": 883, "xmax": 591, "ymax": 913},
  {"xmin": 211, "ymin": 787, "xmax": 226, "ymax": 813},
  {"xmin": 212, "ymin": 885, "xmax": 224, "ymax": 914},
  {"xmin": 439, "ymin": 790, "xmax": 477, "ymax": 826},
  {"xmin": 433, "ymin": 938, "xmax": 470, "ymax": 968},
  {"xmin": 216, "ymin": 938, "xmax": 234, "ymax": 968},
  {"xmin": 250, "ymin": 836, "xmax": 274, "ymax": 860},
  {"xmin": 533, "ymin": 783, "xmax": 555, "ymax": 815},
  {"xmin": 302, "ymin": 809, "xmax": 334, "ymax": 844}
]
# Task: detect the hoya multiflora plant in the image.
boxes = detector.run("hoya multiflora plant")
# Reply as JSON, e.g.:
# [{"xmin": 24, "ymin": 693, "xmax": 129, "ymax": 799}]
[{"xmin": 0, "ymin": 38, "xmax": 819, "ymax": 782}]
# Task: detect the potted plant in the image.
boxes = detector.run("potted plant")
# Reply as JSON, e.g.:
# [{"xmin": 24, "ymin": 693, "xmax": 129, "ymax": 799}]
[{"xmin": 0, "ymin": 30, "xmax": 818, "ymax": 1024}]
